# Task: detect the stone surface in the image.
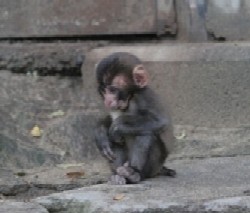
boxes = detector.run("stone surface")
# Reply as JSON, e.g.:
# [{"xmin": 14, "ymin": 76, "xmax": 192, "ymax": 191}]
[
  {"xmin": 176, "ymin": 0, "xmax": 207, "ymax": 41},
  {"xmin": 0, "ymin": 0, "xmax": 168, "ymax": 38},
  {"xmin": 156, "ymin": 0, "xmax": 176, "ymax": 35},
  {"xmin": 82, "ymin": 44, "xmax": 250, "ymax": 127},
  {"xmin": 0, "ymin": 201, "xmax": 48, "ymax": 213},
  {"xmin": 0, "ymin": 162, "xmax": 109, "ymax": 200},
  {"xmin": 33, "ymin": 156, "xmax": 250, "ymax": 213},
  {"xmin": 0, "ymin": 43, "xmax": 88, "ymax": 75},
  {"xmin": 0, "ymin": 71, "xmax": 99, "ymax": 169},
  {"xmin": 206, "ymin": 0, "xmax": 250, "ymax": 40},
  {"xmin": 40, "ymin": 113, "xmax": 102, "ymax": 163},
  {"xmin": 2, "ymin": 0, "xmax": 250, "ymax": 41},
  {"xmin": 172, "ymin": 125, "xmax": 250, "ymax": 159},
  {"xmin": 1, "ymin": 156, "xmax": 250, "ymax": 212}
]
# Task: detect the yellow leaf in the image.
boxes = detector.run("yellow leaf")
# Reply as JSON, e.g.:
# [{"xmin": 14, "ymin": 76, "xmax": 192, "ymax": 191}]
[
  {"xmin": 113, "ymin": 194, "xmax": 125, "ymax": 201},
  {"xmin": 31, "ymin": 125, "xmax": 42, "ymax": 137}
]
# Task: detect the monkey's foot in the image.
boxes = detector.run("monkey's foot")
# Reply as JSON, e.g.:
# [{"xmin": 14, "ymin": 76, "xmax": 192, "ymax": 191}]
[
  {"xmin": 116, "ymin": 165, "xmax": 141, "ymax": 184},
  {"xmin": 159, "ymin": 166, "xmax": 176, "ymax": 177},
  {"xmin": 110, "ymin": 174, "xmax": 126, "ymax": 185}
]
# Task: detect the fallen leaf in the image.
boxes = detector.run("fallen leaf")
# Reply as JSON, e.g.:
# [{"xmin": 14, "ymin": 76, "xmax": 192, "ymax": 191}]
[
  {"xmin": 31, "ymin": 125, "xmax": 42, "ymax": 137},
  {"xmin": 48, "ymin": 110, "xmax": 65, "ymax": 118},
  {"xmin": 175, "ymin": 130, "xmax": 186, "ymax": 140},
  {"xmin": 113, "ymin": 194, "xmax": 125, "ymax": 201},
  {"xmin": 15, "ymin": 172, "xmax": 26, "ymax": 177},
  {"xmin": 66, "ymin": 171, "xmax": 85, "ymax": 179},
  {"xmin": 57, "ymin": 163, "xmax": 83, "ymax": 169}
]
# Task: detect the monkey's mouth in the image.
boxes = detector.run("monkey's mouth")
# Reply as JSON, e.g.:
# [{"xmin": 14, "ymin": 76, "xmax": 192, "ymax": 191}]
[
  {"xmin": 117, "ymin": 100, "xmax": 129, "ymax": 111},
  {"xmin": 106, "ymin": 100, "xmax": 129, "ymax": 111},
  {"xmin": 109, "ymin": 104, "xmax": 128, "ymax": 111}
]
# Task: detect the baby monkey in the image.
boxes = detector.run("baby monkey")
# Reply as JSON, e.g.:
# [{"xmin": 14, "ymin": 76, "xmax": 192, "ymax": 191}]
[{"xmin": 95, "ymin": 52, "xmax": 176, "ymax": 184}]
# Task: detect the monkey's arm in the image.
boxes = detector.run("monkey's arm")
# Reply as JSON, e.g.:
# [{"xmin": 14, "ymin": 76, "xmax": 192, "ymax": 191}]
[
  {"xmin": 94, "ymin": 116, "xmax": 116, "ymax": 161},
  {"xmin": 110, "ymin": 111, "xmax": 168, "ymax": 136},
  {"xmin": 111, "ymin": 88, "xmax": 169, "ymax": 136}
]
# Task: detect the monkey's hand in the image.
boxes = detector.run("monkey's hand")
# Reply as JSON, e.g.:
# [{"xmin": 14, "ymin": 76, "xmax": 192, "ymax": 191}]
[
  {"xmin": 97, "ymin": 140, "xmax": 116, "ymax": 161},
  {"xmin": 109, "ymin": 122, "xmax": 125, "ymax": 145},
  {"xmin": 94, "ymin": 124, "xmax": 116, "ymax": 161}
]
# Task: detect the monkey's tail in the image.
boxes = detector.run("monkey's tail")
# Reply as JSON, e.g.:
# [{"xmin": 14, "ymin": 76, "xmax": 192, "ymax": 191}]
[{"xmin": 158, "ymin": 166, "xmax": 176, "ymax": 177}]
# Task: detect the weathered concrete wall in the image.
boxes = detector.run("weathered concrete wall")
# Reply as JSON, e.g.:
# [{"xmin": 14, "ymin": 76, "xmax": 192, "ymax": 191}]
[
  {"xmin": 176, "ymin": 0, "xmax": 250, "ymax": 41},
  {"xmin": 1, "ymin": 0, "xmax": 250, "ymax": 41},
  {"xmin": 0, "ymin": 71, "xmax": 101, "ymax": 169},
  {"xmin": 82, "ymin": 44, "xmax": 250, "ymax": 128},
  {"xmin": 206, "ymin": 0, "xmax": 250, "ymax": 40},
  {"xmin": 0, "ymin": 0, "xmax": 154, "ymax": 37},
  {"xmin": 175, "ymin": 0, "xmax": 207, "ymax": 41},
  {"xmin": 0, "ymin": 43, "xmax": 87, "ymax": 75},
  {"xmin": 0, "ymin": 0, "xmax": 176, "ymax": 38}
]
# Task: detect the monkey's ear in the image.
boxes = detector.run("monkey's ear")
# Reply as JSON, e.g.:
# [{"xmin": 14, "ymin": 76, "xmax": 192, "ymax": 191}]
[{"xmin": 133, "ymin": 65, "xmax": 149, "ymax": 88}]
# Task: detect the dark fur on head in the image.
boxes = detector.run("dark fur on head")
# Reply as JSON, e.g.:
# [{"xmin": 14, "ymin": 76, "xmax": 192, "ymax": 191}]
[{"xmin": 96, "ymin": 52, "xmax": 141, "ymax": 96}]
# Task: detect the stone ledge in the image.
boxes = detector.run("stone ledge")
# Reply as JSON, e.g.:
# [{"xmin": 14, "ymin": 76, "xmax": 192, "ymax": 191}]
[
  {"xmin": 83, "ymin": 44, "xmax": 250, "ymax": 127},
  {"xmin": 0, "ymin": 201, "xmax": 48, "ymax": 213},
  {"xmin": 0, "ymin": 43, "xmax": 89, "ymax": 75},
  {"xmin": 30, "ymin": 156, "xmax": 249, "ymax": 213},
  {"xmin": 85, "ymin": 43, "xmax": 250, "ymax": 62}
]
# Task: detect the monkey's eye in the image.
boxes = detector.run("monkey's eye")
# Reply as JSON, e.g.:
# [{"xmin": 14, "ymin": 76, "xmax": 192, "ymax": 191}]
[
  {"xmin": 106, "ymin": 85, "xmax": 119, "ymax": 93},
  {"xmin": 117, "ymin": 90, "xmax": 130, "ymax": 101}
]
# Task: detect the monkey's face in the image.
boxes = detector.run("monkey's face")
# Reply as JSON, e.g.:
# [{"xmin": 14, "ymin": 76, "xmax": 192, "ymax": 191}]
[
  {"xmin": 96, "ymin": 52, "xmax": 149, "ymax": 111},
  {"xmin": 102, "ymin": 74, "xmax": 132, "ymax": 111}
]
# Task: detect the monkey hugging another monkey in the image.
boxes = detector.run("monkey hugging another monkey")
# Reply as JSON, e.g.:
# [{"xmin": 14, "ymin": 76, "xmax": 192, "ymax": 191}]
[{"xmin": 94, "ymin": 52, "xmax": 176, "ymax": 184}]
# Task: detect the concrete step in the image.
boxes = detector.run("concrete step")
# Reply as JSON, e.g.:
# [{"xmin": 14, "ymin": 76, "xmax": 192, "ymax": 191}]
[
  {"xmin": 1, "ymin": 156, "xmax": 250, "ymax": 212},
  {"xmin": 32, "ymin": 156, "xmax": 250, "ymax": 213},
  {"xmin": 82, "ymin": 43, "xmax": 250, "ymax": 127}
]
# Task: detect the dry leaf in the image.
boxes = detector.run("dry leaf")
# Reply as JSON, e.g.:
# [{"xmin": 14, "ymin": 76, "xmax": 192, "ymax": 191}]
[
  {"xmin": 48, "ymin": 110, "xmax": 65, "ymax": 118},
  {"xmin": 175, "ymin": 130, "xmax": 186, "ymax": 140},
  {"xmin": 31, "ymin": 125, "xmax": 42, "ymax": 137},
  {"xmin": 15, "ymin": 172, "xmax": 26, "ymax": 177},
  {"xmin": 113, "ymin": 194, "xmax": 125, "ymax": 201},
  {"xmin": 57, "ymin": 163, "xmax": 83, "ymax": 169},
  {"xmin": 66, "ymin": 171, "xmax": 85, "ymax": 179}
]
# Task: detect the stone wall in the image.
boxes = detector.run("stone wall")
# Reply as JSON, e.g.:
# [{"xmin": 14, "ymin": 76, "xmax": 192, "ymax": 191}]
[
  {"xmin": 176, "ymin": 0, "xmax": 250, "ymax": 41},
  {"xmin": 206, "ymin": 0, "xmax": 250, "ymax": 40},
  {"xmin": 0, "ymin": 0, "xmax": 250, "ymax": 41}
]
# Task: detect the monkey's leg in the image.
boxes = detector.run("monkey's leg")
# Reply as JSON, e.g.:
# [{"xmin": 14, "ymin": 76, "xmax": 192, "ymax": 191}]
[
  {"xmin": 116, "ymin": 135, "xmax": 153, "ymax": 183},
  {"xmin": 109, "ymin": 146, "xmax": 128, "ymax": 185},
  {"xmin": 129, "ymin": 135, "xmax": 152, "ymax": 171},
  {"xmin": 121, "ymin": 134, "xmax": 171, "ymax": 180}
]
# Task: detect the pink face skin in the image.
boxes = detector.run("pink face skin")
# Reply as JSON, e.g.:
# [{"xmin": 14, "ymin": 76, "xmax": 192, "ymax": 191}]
[
  {"xmin": 103, "ymin": 90, "xmax": 119, "ymax": 109},
  {"xmin": 102, "ymin": 67, "xmax": 148, "ymax": 110},
  {"xmin": 103, "ymin": 75, "xmax": 130, "ymax": 110}
]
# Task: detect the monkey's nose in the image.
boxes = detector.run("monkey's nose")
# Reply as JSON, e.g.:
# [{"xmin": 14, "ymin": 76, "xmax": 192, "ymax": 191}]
[{"xmin": 105, "ymin": 100, "xmax": 117, "ymax": 109}]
